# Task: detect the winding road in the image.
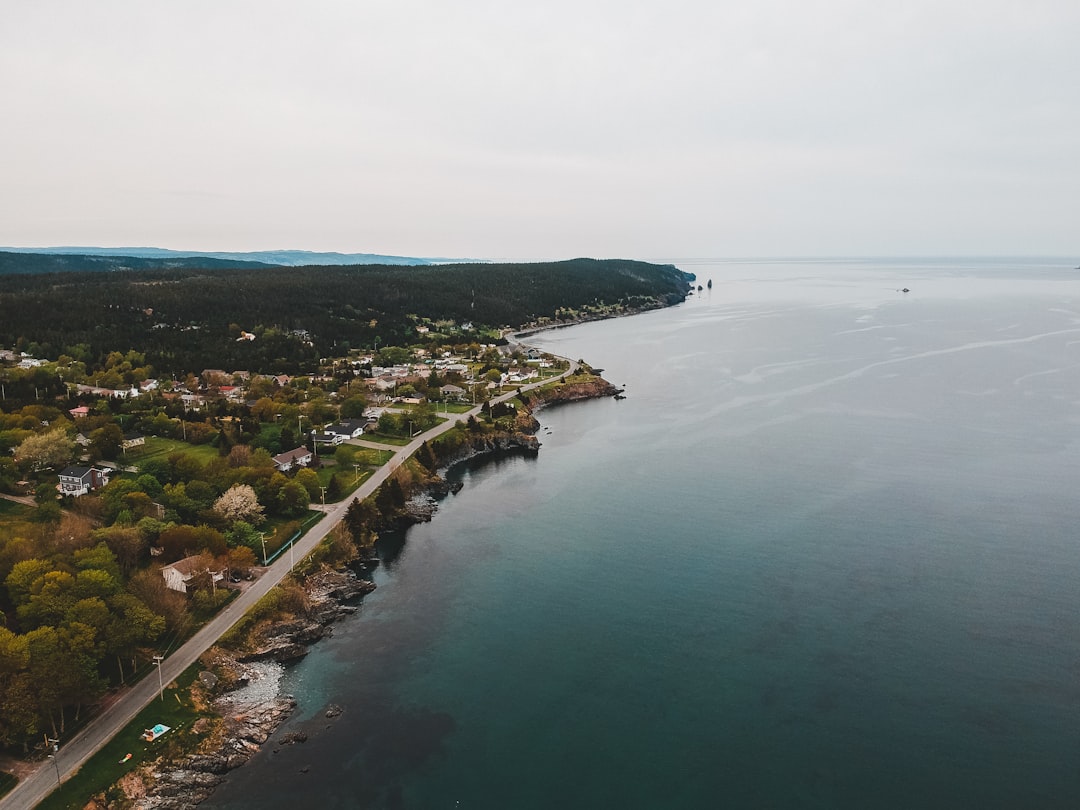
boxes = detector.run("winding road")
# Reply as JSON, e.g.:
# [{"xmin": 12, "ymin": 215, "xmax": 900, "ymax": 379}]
[{"xmin": 0, "ymin": 357, "xmax": 576, "ymax": 810}]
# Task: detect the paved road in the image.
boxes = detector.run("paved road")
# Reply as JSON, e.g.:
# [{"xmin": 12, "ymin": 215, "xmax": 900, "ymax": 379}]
[{"xmin": 1, "ymin": 359, "xmax": 576, "ymax": 810}]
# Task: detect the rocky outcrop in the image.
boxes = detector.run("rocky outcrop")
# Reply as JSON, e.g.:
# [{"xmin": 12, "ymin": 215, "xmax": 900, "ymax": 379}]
[
  {"xmin": 241, "ymin": 570, "xmax": 375, "ymax": 662},
  {"xmin": 133, "ymin": 698, "xmax": 297, "ymax": 809},
  {"xmin": 100, "ymin": 569, "xmax": 377, "ymax": 808},
  {"xmin": 531, "ymin": 376, "xmax": 622, "ymax": 406}
]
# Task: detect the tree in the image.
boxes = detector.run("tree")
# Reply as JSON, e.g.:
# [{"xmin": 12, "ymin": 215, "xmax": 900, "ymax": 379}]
[
  {"xmin": 0, "ymin": 627, "xmax": 35, "ymax": 746},
  {"xmin": 339, "ymin": 393, "xmax": 368, "ymax": 419},
  {"xmin": 213, "ymin": 484, "xmax": 265, "ymax": 524},
  {"xmin": 4, "ymin": 559, "xmax": 53, "ymax": 608},
  {"xmin": 227, "ymin": 444, "xmax": 252, "ymax": 468},
  {"xmin": 93, "ymin": 525, "xmax": 148, "ymax": 577},
  {"xmin": 14, "ymin": 428, "xmax": 74, "ymax": 471},
  {"xmin": 294, "ymin": 468, "xmax": 321, "ymax": 502},
  {"xmin": 128, "ymin": 569, "xmax": 189, "ymax": 635},
  {"xmin": 223, "ymin": 546, "xmax": 256, "ymax": 575},
  {"xmin": 225, "ymin": 520, "xmax": 262, "ymax": 554},
  {"xmin": 250, "ymin": 397, "xmax": 279, "ymax": 423},
  {"xmin": 344, "ymin": 497, "xmax": 378, "ymax": 550},
  {"xmin": 326, "ymin": 474, "xmax": 343, "ymax": 501},
  {"xmin": 156, "ymin": 524, "xmax": 227, "ymax": 561},
  {"xmin": 417, "ymin": 441, "xmax": 438, "ymax": 471},
  {"xmin": 277, "ymin": 481, "xmax": 310, "ymax": 517},
  {"xmin": 104, "ymin": 593, "xmax": 164, "ymax": 683},
  {"xmin": 88, "ymin": 423, "xmax": 123, "ymax": 462}
]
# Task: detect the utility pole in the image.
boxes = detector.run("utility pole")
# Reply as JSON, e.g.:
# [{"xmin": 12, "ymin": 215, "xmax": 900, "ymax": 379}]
[
  {"xmin": 152, "ymin": 655, "xmax": 165, "ymax": 702},
  {"xmin": 353, "ymin": 463, "xmax": 361, "ymax": 484},
  {"xmin": 260, "ymin": 532, "xmax": 268, "ymax": 566},
  {"xmin": 320, "ymin": 486, "xmax": 327, "ymax": 507},
  {"xmin": 46, "ymin": 738, "xmax": 60, "ymax": 786}
]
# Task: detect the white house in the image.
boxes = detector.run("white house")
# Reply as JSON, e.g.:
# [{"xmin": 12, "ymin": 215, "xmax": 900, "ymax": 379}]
[
  {"xmin": 272, "ymin": 446, "xmax": 314, "ymax": 471},
  {"xmin": 325, "ymin": 419, "xmax": 370, "ymax": 440}
]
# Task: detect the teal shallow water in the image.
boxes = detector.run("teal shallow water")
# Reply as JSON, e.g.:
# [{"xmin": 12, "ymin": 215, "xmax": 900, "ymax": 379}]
[{"xmin": 207, "ymin": 259, "xmax": 1080, "ymax": 809}]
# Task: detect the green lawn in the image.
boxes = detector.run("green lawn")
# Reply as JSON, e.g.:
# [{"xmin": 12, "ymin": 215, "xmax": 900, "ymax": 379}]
[
  {"xmin": 258, "ymin": 510, "xmax": 323, "ymax": 560},
  {"xmin": 362, "ymin": 433, "xmax": 412, "ymax": 446},
  {"xmin": 122, "ymin": 437, "xmax": 221, "ymax": 467},
  {"xmin": 311, "ymin": 445, "xmax": 393, "ymax": 502},
  {"xmin": 36, "ymin": 666, "xmax": 207, "ymax": 810}
]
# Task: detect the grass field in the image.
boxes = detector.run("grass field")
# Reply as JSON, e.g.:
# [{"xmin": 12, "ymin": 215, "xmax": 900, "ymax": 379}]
[
  {"xmin": 0, "ymin": 499, "xmax": 39, "ymax": 545},
  {"xmin": 122, "ymin": 437, "xmax": 221, "ymax": 467},
  {"xmin": 361, "ymin": 433, "xmax": 412, "ymax": 446}
]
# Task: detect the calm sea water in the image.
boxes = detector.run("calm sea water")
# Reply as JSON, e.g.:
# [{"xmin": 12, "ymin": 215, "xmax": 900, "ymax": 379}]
[{"xmin": 206, "ymin": 258, "xmax": 1080, "ymax": 809}]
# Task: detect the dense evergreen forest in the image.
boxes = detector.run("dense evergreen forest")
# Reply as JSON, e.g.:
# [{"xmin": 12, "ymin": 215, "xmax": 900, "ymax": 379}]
[{"xmin": 0, "ymin": 258, "xmax": 693, "ymax": 374}]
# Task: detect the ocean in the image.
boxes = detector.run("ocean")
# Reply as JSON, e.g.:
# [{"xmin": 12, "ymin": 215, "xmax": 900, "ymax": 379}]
[{"xmin": 205, "ymin": 258, "xmax": 1080, "ymax": 809}]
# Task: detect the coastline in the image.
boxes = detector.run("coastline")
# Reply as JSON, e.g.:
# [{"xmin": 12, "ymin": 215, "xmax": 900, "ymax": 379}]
[{"xmin": 93, "ymin": 369, "xmax": 624, "ymax": 809}]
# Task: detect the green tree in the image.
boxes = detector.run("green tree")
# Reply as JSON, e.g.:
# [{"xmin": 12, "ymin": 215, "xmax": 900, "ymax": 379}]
[
  {"xmin": 277, "ymin": 481, "xmax": 310, "ymax": 517},
  {"xmin": 0, "ymin": 627, "xmax": 35, "ymax": 745},
  {"xmin": 93, "ymin": 526, "xmax": 148, "ymax": 577},
  {"xmin": 344, "ymin": 497, "xmax": 378, "ymax": 550},
  {"xmin": 225, "ymin": 520, "xmax": 262, "ymax": 554},
  {"xmin": 294, "ymin": 468, "xmax": 321, "ymax": 502},
  {"xmin": 105, "ymin": 592, "xmax": 164, "ymax": 683},
  {"xmin": 339, "ymin": 394, "xmax": 368, "ymax": 419},
  {"xmin": 88, "ymin": 423, "xmax": 123, "ymax": 462}
]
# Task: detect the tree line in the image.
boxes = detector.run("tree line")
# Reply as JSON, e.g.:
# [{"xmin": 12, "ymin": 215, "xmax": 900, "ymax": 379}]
[{"xmin": 0, "ymin": 258, "xmax": 693, "ymax": 374}]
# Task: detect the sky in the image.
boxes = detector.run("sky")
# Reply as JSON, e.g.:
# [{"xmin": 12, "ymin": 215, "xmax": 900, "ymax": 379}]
[{"xmin": 1, "ymin": 0, "xmax": 1078, "ymax": 260}]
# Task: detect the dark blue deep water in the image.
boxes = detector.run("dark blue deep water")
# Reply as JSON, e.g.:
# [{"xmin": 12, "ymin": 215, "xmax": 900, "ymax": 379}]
[{"xmin": 206, "ymin": 259, "xmax": 1080, "ymax": 809}]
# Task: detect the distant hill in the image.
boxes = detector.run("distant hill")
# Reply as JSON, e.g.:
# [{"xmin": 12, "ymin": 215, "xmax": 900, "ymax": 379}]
[
  {"xmin": 0, "ymin": 246, "xmax": 433, "ymax": 270},
  {"xmin": 0, "ymin": 250, "xmax": 274, "ymax": 275}
]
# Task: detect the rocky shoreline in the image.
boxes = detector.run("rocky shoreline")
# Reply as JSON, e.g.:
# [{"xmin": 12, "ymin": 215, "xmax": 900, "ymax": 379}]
[
  {"xmin": 95, "ymin": 375, "xmax": 622, "ymax": 809},
  {"xmin": 95, "ymin": 571, "xmax": 372, "ymax": 810}
]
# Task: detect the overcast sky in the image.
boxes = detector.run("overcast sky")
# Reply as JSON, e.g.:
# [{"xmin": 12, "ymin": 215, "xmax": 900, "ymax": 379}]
[{"xmin": 2, "ymin": 1, "xmax": 1077, "ymax": 259}]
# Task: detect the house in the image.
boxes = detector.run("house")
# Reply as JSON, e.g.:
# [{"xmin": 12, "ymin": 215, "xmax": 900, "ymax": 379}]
[
  {"xmin": 74, "ymin": 432, "xmax": 91, "ymax": 447},
  {"xmin": 161, "ymin": 555, "xmax": 225, "ymax": 594},
  {"xmin": 325, "ymin": 419, "xmax": 370, "ymax": 440},
  {"xmin": 272, "ymin": 446, "xmax": 313, "ymax": 472},
  {"xmin": 58, "ymin": 466, "xmax": 111, "ymax": 497},
  {"xmin": 69, "ymin": 406, "xmax": 91, "ymax": 419},
  {"xmin": 440, "ymin": 384, "xmax": 466, "ymax": 400},
  {"xmin": 218, "ymin": 385, "xmax": 245, "ymax": 402},
  {"xmin": 310, "ymin": 430, "xmax": 345, "ymax": 448}
]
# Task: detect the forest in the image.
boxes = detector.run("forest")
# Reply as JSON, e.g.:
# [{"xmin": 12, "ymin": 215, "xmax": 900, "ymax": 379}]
[{"xmin": 0, "ymin": 257, "xmax": 693, "ymax": 374}]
